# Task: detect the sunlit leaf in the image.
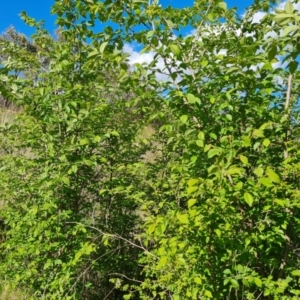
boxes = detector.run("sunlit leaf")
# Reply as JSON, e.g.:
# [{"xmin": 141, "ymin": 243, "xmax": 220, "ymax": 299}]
[
  {"xmin": 244, "ymin": 192, "xmax": 254, "ymax": 207},
  {"xmin": 169, "ymin": 44, "xmax": 181, "ymax": 55}
]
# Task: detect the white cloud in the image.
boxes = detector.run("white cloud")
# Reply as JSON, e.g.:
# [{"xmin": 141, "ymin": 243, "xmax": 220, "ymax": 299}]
[
  {"xmin": 277, "ymin": 0, "xmax": 300, "ymax": 11},
  {"xmin": 123, "ymin": 1, "xmax": 298, "ymax": 82},
  {"xmin": 123, "ymin": 44, "xmax": 155, "ymax": 65},
  {"xmin": 123, "ymin": 44, "xmax": 170, "ymax": 81},
  {"xmin": 244, "ymin": 0, "xmax": 300, "ymax": 23},
  {"xmin": 251, "ymin": 11, "xmax": 267, "ymax": 23}
]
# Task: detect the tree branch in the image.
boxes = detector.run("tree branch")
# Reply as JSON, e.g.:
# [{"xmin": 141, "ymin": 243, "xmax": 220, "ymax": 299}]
[{"xmin": 284, "ymin": 74, "xmax": 293, "ymax": 159}]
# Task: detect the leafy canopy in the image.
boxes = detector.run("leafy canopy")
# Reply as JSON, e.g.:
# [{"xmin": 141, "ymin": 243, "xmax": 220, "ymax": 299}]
[{"xmin": 0, "ymin": 0, "xmax": 300, "ymax": 299}]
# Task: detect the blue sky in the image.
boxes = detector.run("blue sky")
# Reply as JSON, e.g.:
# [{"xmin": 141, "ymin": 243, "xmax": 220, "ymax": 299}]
[{"xmin": 0, "ymin": 0, "xmax": 255, "ymax": 37}]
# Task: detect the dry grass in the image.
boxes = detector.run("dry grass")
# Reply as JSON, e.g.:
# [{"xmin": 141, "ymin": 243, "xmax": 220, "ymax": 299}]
[
  {"xmin": 138, "ymin": 125, "xmax": 163, "ymax": 163},
  {"xmin": 139, "ymin": 125, "xmax": 156, "ymax": 140},
  {"xmin": 0, "ymin": 108, "xmax": 33, "ymax": 158},
  {"xmin": 0, "ymin": 108, "xmax": 17, "ymax": 125},
  {"xmin": 0, "ymin": 283, "xmax": 31, "ymax": 300},
  {"xmin": 0, "ymin": 109, "xmax": 16, "ymax": 158}
]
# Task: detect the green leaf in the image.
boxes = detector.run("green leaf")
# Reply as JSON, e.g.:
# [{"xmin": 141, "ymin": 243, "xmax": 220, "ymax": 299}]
[
  {"xmin": 186, "ymin": 93, "xmax": 200, "ymax": 104},
  {"xmin": 230, "ymin": 279, "xmax": 239, "ymax": 288},
  {"xmin": 196, "ymin": 140, "xmax": 204, "ymax": 147},
  {"xmin": 227, "ymin": 167, "xmax": 244, "ymax": 175},
  {"xmin": 226, "ymin": 66, "xmax": 239, "ymax": 74},
  {"xmin": 61, "ymin": 176, "xmax": 70, "ymax": 186},
  {"xmin": 274, "ymin": 199, "xmax": 285, "ymax": 207},
  {"xmin": 68, "ymin": 165, "xmax": 78, "ymax": 175},
  {"xmin": 235, "ymin": 182, "xmax": 243, "ymax": 190},
  {"xmin": 207, "ymin": 148, "xmax": 220, "ymax": 158},
  {"xmin": 242, "ymin": 136, "xmax": 251, "ymax": 147},
  {"xmin": 218, "ymin": 2, "xmax": 227, "ymax": 10},
  {"xmin": 263, "ymin": 139, "xmax": 270, "ymax": 147},
  {"xmin": 208, "ymin": 165, "xmax": 219, "ymax": 175},
  {"xmin": 140, "ymin": 45, "xmax": 151, "ymax": 54},
  {"xmin": 198, "ymin": 131, "xmax": 205, "ymax": 140},
  {"xmin": 291, "ymin": 270, "xmax": 300, "ymax": 276},
  {"xmin": 88, "ymin": 49, "xmax": 99, "ymax": 58},
  {"xmin": 204, "ymin": 144, "xmax": 211, "ymax": 152},
  {"xmin": 204, "ymin": 290, "xmax": 213, "ymax": 298},
  {"xmin": 239, "ymin": 155, "xmax": 248, "ymax": 165},
  {"xmin": 94, "ymin": 135, "xmax": 101, "ymax": 142},
  {"xmin": 253, "ymin": 129, "xmax": 264, "ymax": 138},
  {"xmin": 187, "ymin": 186, "xmax": 198, "ymax": 194},
  {"xmin": 177, "ymin": 214, "xmax": 189, "ymax": 224},
  {"xmin": 267, "ymin": 169, "xmax": 280, "ymax": 183},
  {"xmin": 244, "ymin": 192, "xmax": 254, "ymax": 207},
  {"xmin": 147, "ymin": 223, "xmax": 156, "ymax": 234},
  {"xmin": 274, "ymin": 13, "xmax": 294, "ymax": 21},
  {"xmin": 259, "ymin": 178, "xmax": 273, "ymax": 187},
  {"xmin": 11, "ymin": 84, "xmax": 18, "ymax": 92},
  {"xmin": 254, "ymin": 167, "xmax": 264, "ymax": 177},
  {"xmin": 146, "ymin": 30, "xmax": 155, "ymax": 38},
  {"xmin": 268, "ymin": 46, "xmax": 277, "ymax": 61},
  {"xmin": 180, "ymin": 115, "xmax": 188, "ymax": 123},
  {"xmin": 157, "ymin": 256, "xmax": 168, "ymax": 268},
  {"xmin": 209, "ymin": 133, "xmax": 217, "ymax": 140},
  {"xmin": 187, "ymin": 179, "xmax": 198, "ymax": 187},
  {"xmin": 100, "ymin": 41, "xmax": 108, "ymax": 53},
  {"xmin": 284, "ymin": 0, "xmax": 294, "ymax": 13},
  {"xmin": 0, "ymin": 74, "xmax": 9, "ymax": 82},
  {"xmin": 80, "ymin": 138, "xmax": 89, "ymax": 145},
  {"xmin": 194, "ymin": 277, "xmax": 202, "ymax": 284},
  {"xmin": 254, "ymin": 277, "xmax": 262, "ymax": 288},
  {"xmin": 169, "ymin": 44, "xmax": 181, "ymax": 55},
  {"xmin": 288, "ymin": 61, "xmax": 298, "ymax": 74},
  {"xmin": 201, "ymin": 59, "xmax": 208, "ymax": 67},
  {"xmin": 32, "ymin": 205, "xmax": 38, "ymax": 215},
  {"xmin": 188, "ymin": 199, "xmax": 197, "ymax": 208},
  {"xmin": 225, "ymin": 114, "xmax": 232, "ymax": 121},
  {"xmin": 282, "ymin": 25, "xmax": 298, "ymax": 37},
  {"xmin": 215, "ymin": 229, "xmax": 221, "ymax": 237}
]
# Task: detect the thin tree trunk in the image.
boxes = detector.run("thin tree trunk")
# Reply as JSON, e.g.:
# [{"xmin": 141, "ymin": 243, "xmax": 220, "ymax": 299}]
[{"xmin": 284, "ymin": 74, "xmax": 293, "ymax": 159}]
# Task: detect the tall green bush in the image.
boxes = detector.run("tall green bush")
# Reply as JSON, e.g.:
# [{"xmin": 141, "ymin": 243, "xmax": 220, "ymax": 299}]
[{"xmin": 0, "ymin": 0, "xmax": 300, "ymax": 299}]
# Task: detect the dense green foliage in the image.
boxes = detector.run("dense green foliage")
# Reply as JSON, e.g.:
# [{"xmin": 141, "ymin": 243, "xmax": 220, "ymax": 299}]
[{"xmin": 1, "ymin": 0, "xmax": 300, "ymax": 299}]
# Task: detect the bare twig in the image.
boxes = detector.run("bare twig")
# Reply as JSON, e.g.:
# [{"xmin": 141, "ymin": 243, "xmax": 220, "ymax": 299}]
[
  {"xmin": 108, "ymin": 273, "xmax": 143, "ymax": 284},
  {"xmin": 103, "ymin": 286, "xmax": 116, "ymax": 300},
  {"xmin": 65, "ymin": 221, "xmax": 158, "ymax": 258},
  {"xmin": 255, "ymin": 291, "xmax": 263, "ymax": 300},
  {"xmin": 285, "ymin": 74, "xmax": 293, "ymax": 111},
  {"xmin": 284, "ymin": 74, "xmax": 292, "ymax": 159},
  {"xmin": 278, "ymin": 234, "xmax": 291, "ymax": 279},
  {"xmin": 64, "ymin": 245, "xmax": 126, "ymax": 297}
]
